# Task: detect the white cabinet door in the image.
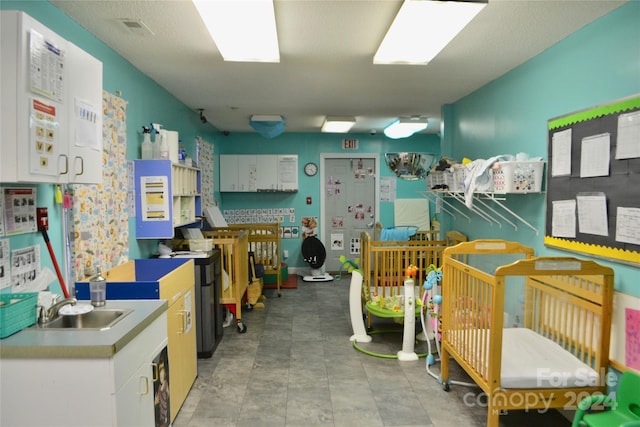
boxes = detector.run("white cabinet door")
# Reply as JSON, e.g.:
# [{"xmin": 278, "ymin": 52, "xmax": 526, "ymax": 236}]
[
  {"xmin": 65, "ymin": 42, "xmax": 103, "ymax": 184},
  {"xmin": 237, "ymin": 155, "xmax": 257, "ymax": 191},
  {"xmin": 257, "ymin": 155, "xmax": 278, "ymax": 191},
  {"xmin": 0, "ymin": 11, "xmax": 102, "ymax": 184},
  {"xmin": 116, "ymin": 362, "xmax": 155, "ymax": 427},
  {"xmin": 114, "ymin": 312, "xmax": 167, "ymax": 426},
  {"xmin": 219, "ymin": 155, "xmax": 238, "ymax": 191}
]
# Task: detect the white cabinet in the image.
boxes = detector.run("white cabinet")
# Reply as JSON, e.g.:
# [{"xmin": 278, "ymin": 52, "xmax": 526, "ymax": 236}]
[
  {"xmin": 220, "ymin": 154, "xmax": 298, "ymax": 192},
  {"xmin": 1, "ymin": 11, "xmax": 103, "ymax": 184},
  {"xmin": 134, "ymin": 160, "xmax": 202, "ymax": 238},
  {"xmin": 0, "ymin": 312, "xmax": 167, "ymax": 427}
]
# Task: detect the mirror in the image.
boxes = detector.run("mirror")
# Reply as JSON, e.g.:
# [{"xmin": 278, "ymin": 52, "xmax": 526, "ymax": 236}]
[{"xmin": 384, "ymin": 152, "xmax": 436, "ymax": 180}]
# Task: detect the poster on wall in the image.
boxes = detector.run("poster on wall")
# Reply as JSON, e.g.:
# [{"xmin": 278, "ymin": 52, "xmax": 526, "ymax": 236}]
[
  {"xmin": 0, "ymin": 239, "xmax": 10, "ymax": 290},
  {"xmin": 330, "ymin": 233, "xmax": 344, "ymax": 251},
  {"xmin": 301, "ymin": 216, "xmax": 318, "ymax": 238},
  {"xmin": 140, "ymin": 176, "xmax": 169, "ymax": 221},
  {"xmin": 380, "ymin": 176, "xmax": 396, "ymax": 202},
  {"xmin": 626, "ymin": 308, "xmax": 640, "ymax": 371},
  {"xmin": 10, "ymin": 245, "xmax": 40, "ymax": 293},
  {"xmin": 74, "ymin": 97, "xmax": 100, "ymax": 150},
  {"xmin": 0, "ymin": 194, "xmax": 5, "ymax": 236},
  {"xmin": 3, "ymin": 188, "xmax": 37, "ymax": 235},
  {"xmin": 29, "ymin": 29, "xmax": 65, "ymax": 102}
]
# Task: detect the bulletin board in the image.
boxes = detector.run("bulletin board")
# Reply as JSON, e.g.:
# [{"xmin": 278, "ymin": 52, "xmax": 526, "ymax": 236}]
[{"xmin": 544, "ymin": 94, "xmax": 640, "ymax": 265}]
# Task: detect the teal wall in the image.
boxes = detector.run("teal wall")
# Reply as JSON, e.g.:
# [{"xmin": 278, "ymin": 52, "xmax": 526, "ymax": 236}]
[{"xmin": 441, "ymin": 2, "xmax": 640, "ymax": 296}]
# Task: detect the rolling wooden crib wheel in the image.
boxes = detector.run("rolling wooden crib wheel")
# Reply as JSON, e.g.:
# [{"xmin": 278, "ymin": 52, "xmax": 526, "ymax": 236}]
[{"xmin": 236, "ymin": 321, "xmax": 247, "ymax": 334}]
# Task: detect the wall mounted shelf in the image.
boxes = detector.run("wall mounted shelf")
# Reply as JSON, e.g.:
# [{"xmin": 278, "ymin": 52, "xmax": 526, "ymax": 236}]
[{"xmin": 420, "ymin": 191, "xmax": 540, "ymax": 235}]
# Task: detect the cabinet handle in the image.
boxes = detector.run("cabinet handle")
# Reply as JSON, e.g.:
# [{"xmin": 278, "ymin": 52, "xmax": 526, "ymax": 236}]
[
  {"xmin": 151, "ymin": 362, "xmax": 159, "ymax": 382},
  {"xmin": 138, "ymin": 376, "xmax": 149, "ymax": 396},
  {"xmin": 59, "ymin": 154, "xmax": 68, "ymax": 175},
  {"xmin": 180, "ymin": 310, "xmax": 188, "ymax": 334},
  {"xmin": 75, "ymin": 156, "xmax": 84, "ymax": 176}
]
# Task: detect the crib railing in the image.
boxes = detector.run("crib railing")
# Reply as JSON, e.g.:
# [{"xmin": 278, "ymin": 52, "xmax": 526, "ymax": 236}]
[
  {"xmin": 202, "ymin": 229, "xmax": 249, "ymax": 323},
  {"xmin": 517, "ymin": 260, "xmax": 614, "ymax": 370},
  {"xmin": 442, "ymin": 254, "xmax": 498, "ymax": 384},
  {"xmin": 360, "ymin": 231, "xmax": 448, "ymax": 306},
  {"xmin": 211, "ymin": 221, "xmax": 282, "ymax": 295},
  {"xmin": 442, "ymin": 240, "xmax": 535, "ymax": 388}
]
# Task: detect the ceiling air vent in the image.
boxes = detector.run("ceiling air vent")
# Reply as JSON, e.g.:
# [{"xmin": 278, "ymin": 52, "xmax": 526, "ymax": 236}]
[{"xmin": 118, "ymin": 19, "xmax": 155, "ymax": 36}]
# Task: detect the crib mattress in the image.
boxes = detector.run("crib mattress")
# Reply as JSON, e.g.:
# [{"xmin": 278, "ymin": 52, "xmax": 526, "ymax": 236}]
[
  {"xmin": 504, "ymin": 328, "xmax": 599, "ymax": 388},
  {"xmin": 449, "ymin": 328, "xmax": 599, "ymax": 389}
]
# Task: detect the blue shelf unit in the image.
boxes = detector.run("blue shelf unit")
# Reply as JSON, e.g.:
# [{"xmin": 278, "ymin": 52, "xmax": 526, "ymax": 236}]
[{"xmin": 134, "ymin": 160, "xmax": 202, "ymax": 239}]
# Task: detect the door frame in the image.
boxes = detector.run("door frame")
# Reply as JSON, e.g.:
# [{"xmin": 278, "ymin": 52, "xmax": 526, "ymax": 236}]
[{"xmin": 320, "ymin": 153, "xmax": 381, "ymax": 265}]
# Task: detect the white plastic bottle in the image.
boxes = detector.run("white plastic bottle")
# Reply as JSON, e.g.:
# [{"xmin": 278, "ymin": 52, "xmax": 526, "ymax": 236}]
[
  {"xmin": 141, "ymin": 126, "xmax": 153, "ymax": 159},
  {"xmin": 151, "ymin": 123, "xmax": 162, "ymax": 159},
  {"xmin": 159, "ymin": 129, "xmax": 169, "ymax": 160}
]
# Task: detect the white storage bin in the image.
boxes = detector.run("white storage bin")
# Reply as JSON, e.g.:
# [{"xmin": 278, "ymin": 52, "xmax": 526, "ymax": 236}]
[
  {"xmin": 189, "ymin": 239, "xmax": 212, "ymax": 252},
  {"xmin": 492, "ymin": 161, "xmax": 544, "ymax": 193},
  {"xmin": 451, "ymin": 164, "xmax": 467, "ymax": 192},
  {"xmin": 427, "ymin": 168, "xmax": 462, "ymax": 191}
]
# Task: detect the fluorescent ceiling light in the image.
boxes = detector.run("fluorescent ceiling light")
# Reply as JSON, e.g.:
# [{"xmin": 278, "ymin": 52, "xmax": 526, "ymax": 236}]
[
  {"xmin": 192, "ymin": 0, "xmax": 280, "ymax": 62},
  {"xmin": 322, "ymin": 116, "xmax": 356, "ymax": 133},
  {"xmin": 384, "ymin": 118, "xmax": 428, "ymax": 139},
  {"xmin": 374, "ymin": 0, "xmax": 486, "ymax": 65}
]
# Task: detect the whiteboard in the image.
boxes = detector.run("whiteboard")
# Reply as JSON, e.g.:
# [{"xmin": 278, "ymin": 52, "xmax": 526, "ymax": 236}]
[{"xmin": 394, "ymin": 198, "xmax": 430, "ymax": 230}]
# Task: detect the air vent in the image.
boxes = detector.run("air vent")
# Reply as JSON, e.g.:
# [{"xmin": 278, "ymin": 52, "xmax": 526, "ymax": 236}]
[{"xmin": 118, "ymin": 19, "xmax": 155, "ymax": 36}]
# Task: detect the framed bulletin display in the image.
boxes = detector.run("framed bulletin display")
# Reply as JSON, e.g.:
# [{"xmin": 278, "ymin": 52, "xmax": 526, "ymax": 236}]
[{"xmin": 544, "ymin": 94, "xmax": 640, "ymax": 265}]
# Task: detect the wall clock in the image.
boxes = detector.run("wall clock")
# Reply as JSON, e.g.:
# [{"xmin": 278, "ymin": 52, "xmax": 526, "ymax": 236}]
[{"xmin": 304, "ymin": 162, "xmax": 318, "ymax": 176}]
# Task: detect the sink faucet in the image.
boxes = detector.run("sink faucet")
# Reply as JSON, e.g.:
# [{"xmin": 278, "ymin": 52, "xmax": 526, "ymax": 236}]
[{"xmin": 41, "ymin": 298, "xmax": 77, "ymax": 323}]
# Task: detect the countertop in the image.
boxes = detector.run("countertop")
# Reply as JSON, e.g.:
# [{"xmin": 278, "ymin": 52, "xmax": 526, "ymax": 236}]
[{"xmin": 0, "ymin": 299, "xmax": 167, "ymax": 359}]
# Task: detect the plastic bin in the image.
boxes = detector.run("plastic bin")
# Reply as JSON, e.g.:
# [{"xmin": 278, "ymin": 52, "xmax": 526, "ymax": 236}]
[
  {"xmin": 492, "ymin": 161, "xmax": 544, "ymax": 194},
  {"xmin": 0, "ymin": 292, "xmax": 38, "ymax": 338},
  {"xmin": 189, "ymin": 239, "xmax": 213, "ymax": 252}
]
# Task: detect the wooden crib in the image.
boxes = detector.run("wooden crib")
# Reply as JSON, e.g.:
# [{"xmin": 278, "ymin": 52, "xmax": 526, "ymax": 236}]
[
  {"xmin": 440, "ymin": 240, "xmax": 614, "ymax": 427},
  {"xmin": 216, "ymin": 221, "xmax": 282, "ymax": 297},
  {"xmin": 201, "ymin": 229, "xmax": 249, "ymax": 333},
  {"xmin": 360, "ymin": 230, "xmax": 466, "ymax": 325}
]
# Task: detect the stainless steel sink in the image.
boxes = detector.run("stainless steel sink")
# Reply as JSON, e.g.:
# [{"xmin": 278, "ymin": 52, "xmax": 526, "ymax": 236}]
[{"xmin": 38, "ymin": 308, "xmax": 133, "ymax": 330}]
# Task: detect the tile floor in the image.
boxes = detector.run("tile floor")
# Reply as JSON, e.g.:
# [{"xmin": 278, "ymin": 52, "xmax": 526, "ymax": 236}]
[{"xmin": 174, "ymin": 275, "xmax": 572, "ymax": 427}]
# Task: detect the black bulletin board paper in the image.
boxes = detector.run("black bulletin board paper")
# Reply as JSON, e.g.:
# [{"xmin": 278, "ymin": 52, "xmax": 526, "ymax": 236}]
[{"xmin": 545, "ymin": 95, "xmax": 640, "ymax": 265}]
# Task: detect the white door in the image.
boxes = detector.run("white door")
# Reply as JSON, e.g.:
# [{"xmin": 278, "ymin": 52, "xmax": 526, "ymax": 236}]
[{"xmin": 321, "ymin": 154, "xmax": 379, "ymax": 272}]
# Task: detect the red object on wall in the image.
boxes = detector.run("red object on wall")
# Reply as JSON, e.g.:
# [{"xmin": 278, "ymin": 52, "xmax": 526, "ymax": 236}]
[{"xmin": 36, "ymin": 207, "xmax": 48, "ymax": 231}]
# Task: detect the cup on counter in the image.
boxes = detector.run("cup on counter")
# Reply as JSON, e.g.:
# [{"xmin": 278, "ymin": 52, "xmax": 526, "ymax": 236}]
[{"xmin": 89, "ymin": 274, "xmax": 106, "ymax": 307}]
